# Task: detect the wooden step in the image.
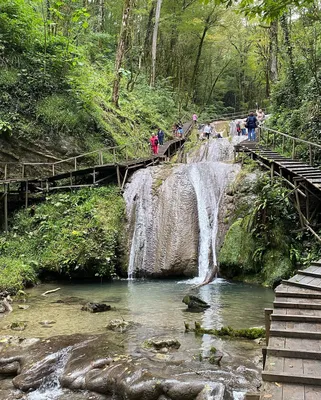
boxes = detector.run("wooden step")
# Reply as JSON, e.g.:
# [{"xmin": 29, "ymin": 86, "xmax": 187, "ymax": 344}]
[
  {"xmin": 274, "ymin": 300, "xmax": 321, "ymax": 309},
  {"xmin": 282, "ymin": 280, "xmax": 321, "ymax": 292},
  {"xmin": 262, "ymin": 371, "xmax": 321, "ymax": 386},
  {"xmin": 270, "ymin": 329, "xmax": 321, "ymax": 339},
  {"xmin": 275, "ymin": 291, "xmax": 321, "ymax": 299},
  {"xmin": 271, "ymin": 314, "xmax": 321, "ymax": 323},
  {"xmin": 298, "ymin": 269, "xmax": 321, "ymax": 278},
  {"xmin": 267, "ymin": 348, "xmax": 321, "ymax": 360}
]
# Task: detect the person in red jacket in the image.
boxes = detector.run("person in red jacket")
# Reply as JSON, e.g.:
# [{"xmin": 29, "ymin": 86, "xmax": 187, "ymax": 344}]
[{"xmin": 150, "ymin": 133, "xmax": 159, "ymax": 155}]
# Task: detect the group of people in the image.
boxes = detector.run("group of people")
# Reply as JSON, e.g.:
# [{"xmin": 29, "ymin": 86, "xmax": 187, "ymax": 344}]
[
  {"xmin": 236, "ymin": 109, "xmax": 265, "ymax": 141},
  {"xmin": 150, "ymin": 128, "xmax": 165, "ymax": 155},
  {"xmin": 200, "ymin": 122, "xmax": 223, "ymax": 140},
  {"xmin": 172, "ymin": 122, "xmax": 184, "ymax": 138}
]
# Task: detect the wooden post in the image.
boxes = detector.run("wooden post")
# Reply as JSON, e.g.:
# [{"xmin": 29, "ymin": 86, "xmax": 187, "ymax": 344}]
[
  {"xmin": 74, "ymin": 158, "xmax": 77, "ymax": 171},
  {"xmin": 295, "ymin": 181, "xmax": 305, "ymax": 228},
  {"xmin": 113, "ymin": 148, "xmax": 116, "ymax": 163},
  {"xmin": 271, "ymin": 162, "xmax": 274, "ymax": 182},
  {"xmin": 116, "ymin": 165, "xmax": 121, "ymax": 188},
  {"xmin": 70, "ymin": 172, "xmax": 73, "ymax": 186},
  {"xmin": 4, "ymin": 183, "xmax": 8, "ymax": 233},
  {"xmin": 306, "ymin": 188, "xmax": 310, "ymax": 221},
  {"xmin": 52, "ymin": 164, "xmax": 55, "ymax": 176},
  {"xmin": 292, "ymin": 139, "xmax": 295, "ymax": 159},
  {"xmin": 282, "ymin": 136, "xmax": 285, "ymax": 153},
  {"xmin": 21, "ymin": 164, "xmax": 25, "ymax": 178},
  {"xmin": 93, "ymin": 168, "xmax": 96, "ymax": 184},
  {"xmin": 309, "ymin": 144, "xmax": 313, "ymax": 166},
  {"xmin": 272, "ymin": 132, "xmax": 276, "ymax": 149},
  {"xmin": 4, "ymin": 164, "xmax": 7, "ymax": 180},
  {"xmin": 25, "ymin": 180, "xmax": 28, "ymax": 209},
  {"xmin": 265, "ymin": 308, "xmax": 273, "ymax": 346}
]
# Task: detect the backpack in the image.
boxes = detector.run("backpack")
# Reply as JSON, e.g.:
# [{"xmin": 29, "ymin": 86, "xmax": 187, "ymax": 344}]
[{"xmin": 154, "ymin": 138, "xmax": 158, "ymax": 145}]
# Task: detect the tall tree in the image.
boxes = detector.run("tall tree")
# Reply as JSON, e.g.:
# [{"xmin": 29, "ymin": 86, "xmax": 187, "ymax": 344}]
[
  {"xmin": 150, "ymin": 0, "xmax": 163, "ymax": 87},
  {"xmin": 112, "ymin": 0, "xmax": 133, "ymax": 107}
]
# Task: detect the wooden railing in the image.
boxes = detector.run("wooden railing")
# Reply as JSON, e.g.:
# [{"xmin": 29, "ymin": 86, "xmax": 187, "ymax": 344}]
[
  {"xmin": 259, "ymin": 125, "xmax": 321, "ymax": 166},
  {"xmin": 0, "ymin": 142, "xmax": 151, "ymax": 181}
]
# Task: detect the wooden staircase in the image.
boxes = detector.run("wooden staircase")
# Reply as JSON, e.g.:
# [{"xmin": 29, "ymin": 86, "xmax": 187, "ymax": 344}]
[{"xmin": 256, "ymin": 261, "xmax": 321, "ymax": 399}]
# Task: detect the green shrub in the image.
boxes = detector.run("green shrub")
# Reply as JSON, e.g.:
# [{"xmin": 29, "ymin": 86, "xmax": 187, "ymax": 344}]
[{"xmin": 0, "ymin": 186, "xmax": 126, "ymax": 291}]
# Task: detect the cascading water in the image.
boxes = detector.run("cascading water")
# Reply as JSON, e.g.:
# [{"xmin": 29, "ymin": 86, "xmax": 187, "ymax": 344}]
[{"xmin": 124, "ymin": 136, "xmax": 244, "ymax": 281}]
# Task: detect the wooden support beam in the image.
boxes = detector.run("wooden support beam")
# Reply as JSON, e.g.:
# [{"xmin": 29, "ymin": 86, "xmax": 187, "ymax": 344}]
[
  {"xmin": 121, "ymin": 168, "xmax": 129, "ymax": 191},
  {"xmin": 265, "ymin": 308, "xmax": 273, "ymax": 346},
  {"xmin": 25, "ymin": 180, "xmax": 28, "ymax": 209},
  {"xmin": 4, "ymin": 183, "xmax": 8, "ymax": 233},
  {"xmin": 116, "ymin": 165, "xmax": 121, "ymax": 188}
]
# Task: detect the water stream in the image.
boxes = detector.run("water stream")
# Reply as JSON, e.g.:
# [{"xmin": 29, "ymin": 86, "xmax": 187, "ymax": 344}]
[{"xmin": 125, "ymin": 136, "xmax": 244, "ymax": 281}]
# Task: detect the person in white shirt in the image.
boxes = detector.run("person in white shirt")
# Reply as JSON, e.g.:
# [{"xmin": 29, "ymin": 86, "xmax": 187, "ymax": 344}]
[{"xmin": 203, "ymin": 123, "xmax": 212, "ymax": 139}]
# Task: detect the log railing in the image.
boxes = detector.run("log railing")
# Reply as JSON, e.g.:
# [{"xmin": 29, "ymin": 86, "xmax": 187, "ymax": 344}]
[{"xmin": 259, "ymin": 125, "xmax": 321, "ymax": 167}]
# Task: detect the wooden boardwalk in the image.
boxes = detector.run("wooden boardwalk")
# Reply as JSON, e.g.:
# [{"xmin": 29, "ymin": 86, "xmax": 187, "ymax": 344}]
[
  {"xmin": 257, "ymin": 261, "xmax": 321, "ymax": 400},
  {"xmin": 235, "ymin": 140, "xmax": 321, "ymax": 242}
]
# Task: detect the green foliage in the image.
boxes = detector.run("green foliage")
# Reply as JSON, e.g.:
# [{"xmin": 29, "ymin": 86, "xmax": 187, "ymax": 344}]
[
  {"xmin": 0, "ymin": 186, "xmax": 125, "ymax": 291},
  {"xmin": 0, "ymin": 257, "xmax": 37, "ymax": 292},
  {"xmin": 219, "ymin": 174, "xmax": 303, "ymax": 286}
]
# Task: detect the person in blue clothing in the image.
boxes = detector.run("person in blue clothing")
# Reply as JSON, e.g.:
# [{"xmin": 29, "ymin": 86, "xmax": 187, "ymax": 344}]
[
  {"xmin": 245, "ymin": 112, "xmax": 258, "ymax": 141},
  {"xmin": 157, "ymin": 128, "xmax": 165, "ymax": 145}
]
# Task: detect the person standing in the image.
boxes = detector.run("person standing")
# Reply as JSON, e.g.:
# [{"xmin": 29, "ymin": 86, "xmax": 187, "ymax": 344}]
[
  {"xmin": 192, "ymin": 113, "xmax": 198, "ymax": 126},
  {"xmin": 256, "ymin": 109, "xmax": 265, "ymax": 125},
  {"xmin": 157, "ymin": 128, "xmax": 165, "ymax": 145},
  {"xmin": 245, "ymin": 112, "xmax": 258, "ymax": 141},
  {"xmin": 240, "ymin": 119, "xmax": 247, "ymax": 135},
  {"xmin": 203, "ymin": 123, "xmax": 212, "ymax": 139},
  {"xmin": 150, "ymin": 133, "xmax": 159, "ymax": 154}
]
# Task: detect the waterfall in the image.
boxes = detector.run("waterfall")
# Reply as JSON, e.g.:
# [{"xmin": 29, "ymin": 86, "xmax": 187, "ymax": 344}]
[
  {"xmin": 187, "ymin": 162, "xmax": 236, "ymax": 280},
  {"xmin": 124, "ymin": 138, "xmax": 241, "ymax": 280}
]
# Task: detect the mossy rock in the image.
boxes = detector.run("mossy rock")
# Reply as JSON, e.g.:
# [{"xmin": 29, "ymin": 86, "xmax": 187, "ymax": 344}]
[
  {"xmin": 218, "ymin": 218, "xmax": 255, "ymax": 278},
  {"xmin": 262, "ymin": 248, "xmax": 293, "ymax": 287}
]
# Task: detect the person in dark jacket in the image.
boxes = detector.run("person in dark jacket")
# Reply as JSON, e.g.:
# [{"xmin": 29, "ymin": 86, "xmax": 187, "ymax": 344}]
[
  {"xmin": 157, "ymin": 128, "xmax": 165, "ymax": 145},
  {"xmin": 246, "ymin": 112, "xmax": 258, "ymax": 141}
]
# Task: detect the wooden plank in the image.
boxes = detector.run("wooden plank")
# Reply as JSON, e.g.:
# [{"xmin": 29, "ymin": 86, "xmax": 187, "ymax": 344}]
[
  {"xmin": 267, "ymin": 348, "xmax": 321, "ymax": 360},
  {"xmin": 305, "ymin": 385, "xmax": 321, "ymax": 400},
  {"xmin": 262, "ymin": 372, "xmax": 321, "ymax": 385},
  {"xmin": 274, "ymin": 301, "xmax": 321, "ymax": 310},
  {"xmin": 270, "ymin": 329, "xmax": 321, "ymax": 339},
  {"xmin": 271, "ymin": 314, "xmax": 321, "ymax": 323},
  {"xmin": 282, "ymin": 384, "xmax": 305, "ymax": 400},
  {"xmin": 298, "ymin": 270, "xmax": 321, "ymax": 278},
  {"xmin": 282, "ymin": 280, "xmax": 321, "ymax": 292},
  {"xmin": 260, "ymin": 383, "xmax": 283, "ymax": 400}
]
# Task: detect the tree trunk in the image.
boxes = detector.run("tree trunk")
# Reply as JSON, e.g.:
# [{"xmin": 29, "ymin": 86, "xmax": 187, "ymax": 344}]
[
  {"xmin": 280, "ymin": 13, "xmax": 298, "ymax": 98},
  {"xmin": 98, "ymin": 0, "xmax": 105, "ymax": 32},
  {"xmin": 150, "ymin": 0, "xmax": 163, "ymax": 87},
  {"xmin": 269, "ymin": 19, "xmax": 279, "ymax": 83},
  {"xmin": 143, "ymin": 2, "xmax": 155, "ymax": 71},
  {"xmin": 112, "ymin": 0, "xmax": 132, "ymax": 107},
  {"xmin": 190, "ymin": 8, "xmax": 216, "ymax": 101}
]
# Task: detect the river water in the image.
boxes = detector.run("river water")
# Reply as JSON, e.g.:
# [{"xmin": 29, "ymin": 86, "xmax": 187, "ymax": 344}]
[{"xmin": 0, "ymin": 280, "xmax": 273, "ymax": 399}]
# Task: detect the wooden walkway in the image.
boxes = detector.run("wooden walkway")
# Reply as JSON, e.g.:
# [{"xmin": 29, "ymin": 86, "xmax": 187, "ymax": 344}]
[
  {"xmin": 0, "ymin": 123, "xmax": 192, "ymax": 231},
  {"xmin": 257, "ymin": 261, "xmax": 321, "ymax": 400},
  {"xmin": 235, "ymin": 140, "xmax": 321, "ymax": 242}
]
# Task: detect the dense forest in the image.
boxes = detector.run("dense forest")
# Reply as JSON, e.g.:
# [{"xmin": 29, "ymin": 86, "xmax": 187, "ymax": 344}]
[
  {"xmin": 1, "ymin": 0, "xmax": 321, "ymax": 146},
  {"xmin": 1, "ymin": 0, "xmax": 321, "ymax": 290}
]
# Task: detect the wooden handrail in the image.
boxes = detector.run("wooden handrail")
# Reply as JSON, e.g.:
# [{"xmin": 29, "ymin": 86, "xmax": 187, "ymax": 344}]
[{"xmin": 261, "ymin": 126, "xmax": 321, "ymax": 150}]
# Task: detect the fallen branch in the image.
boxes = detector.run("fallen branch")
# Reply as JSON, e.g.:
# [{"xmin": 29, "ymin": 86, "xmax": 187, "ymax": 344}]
[{"xmin": 41, "ymin": 288, "xmax": 61, "ymax": 297}]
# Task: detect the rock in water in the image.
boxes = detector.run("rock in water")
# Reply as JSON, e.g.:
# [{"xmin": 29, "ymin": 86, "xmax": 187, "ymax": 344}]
[
  {"xmin": 106, "ymin": 319, "xmax": 131, "ymax": 332},
  {"xmin": 182, "ymin": 295, "xmax": 210, "ymax": 311},
  {"xmin": 143, "ymin": 338, "xmax": 181, "ymax": 351},
  {"xmin": 81, "ymin": 303, "xmax": 111, "ymax": 313}
]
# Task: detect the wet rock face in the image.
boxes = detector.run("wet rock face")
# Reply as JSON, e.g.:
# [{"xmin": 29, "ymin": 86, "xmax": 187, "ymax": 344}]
[
  {"xmin": 124, "ymin": 165, "xmax": 199, "ymax": 278},
  {"xmin": 0, "ymin": 334, "xmax": 227, "ymax": 400}
]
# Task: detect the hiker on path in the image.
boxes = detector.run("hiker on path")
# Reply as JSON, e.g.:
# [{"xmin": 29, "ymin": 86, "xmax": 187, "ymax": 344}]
[
  {"xmin": 240, "ymin": 119, "xmax": 247, "ymax": 135},
  {"xmin": 256, "ymin": 109, "xmax": 265, "ymax": 125},
  {"xmin": 192, "ymin": 113, "xmax": 198, "ymax": 126},
  {"xmin": 150, "ymin": 133, "xmax": 159, "ymax": 155},
  {"xmin": 245, "ymin": 112, "xmax": 258, "ymax": 141},
  {"xmin": 203, "ymin": 123, "xmax": 212, "ymax": 139},
  {"xmin": 157, "ymin": 128, "xmax": 165, "ymax": 145}
]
